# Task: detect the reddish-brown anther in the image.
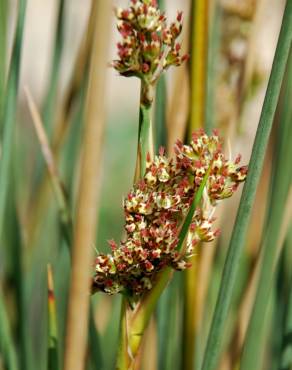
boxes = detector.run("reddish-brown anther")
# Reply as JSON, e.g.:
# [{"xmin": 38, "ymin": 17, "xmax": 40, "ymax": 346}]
[{"xmin": 177, "ymin": 11, "xmax": 183, "ymax": 22}]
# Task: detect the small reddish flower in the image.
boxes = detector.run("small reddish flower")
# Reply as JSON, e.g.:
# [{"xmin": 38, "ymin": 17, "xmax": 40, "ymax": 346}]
[{"xmin": 112, "ymin": 0, "xmax": 187, "ymax": 84}]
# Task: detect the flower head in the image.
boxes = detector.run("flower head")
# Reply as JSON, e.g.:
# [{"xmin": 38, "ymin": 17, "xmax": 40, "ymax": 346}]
[
  {"xmin": 92, "ymin": 130, "xmax": 247, "ymax": 296},
  {"xmin": 113, "ymin": 0, "xmax": 188, "ymax": 84}
]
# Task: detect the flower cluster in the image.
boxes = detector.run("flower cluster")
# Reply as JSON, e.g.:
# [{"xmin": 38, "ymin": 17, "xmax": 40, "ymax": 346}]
[
  {"xmin": 113, "ymin": 0, "xmax": 188, "ymax": 83},
  {"xmin": 92, "ymin": 130, "xmax": 247, "ymax": 296}
]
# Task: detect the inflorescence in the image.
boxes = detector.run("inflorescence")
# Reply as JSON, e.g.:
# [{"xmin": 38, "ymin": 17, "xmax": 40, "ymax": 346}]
[
  {"xmin": 93, "ymin": 130, "xmax": 247, "ymax": 296},
  {"xmin": 113, "ymin": 0, "xmax": 188, "ymax": 86}
]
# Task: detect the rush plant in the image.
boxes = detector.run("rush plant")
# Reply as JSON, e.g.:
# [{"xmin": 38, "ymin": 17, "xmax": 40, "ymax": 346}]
[{"xmin": 0, "ymin": 1, "xmax": 291, "ymax": 370}]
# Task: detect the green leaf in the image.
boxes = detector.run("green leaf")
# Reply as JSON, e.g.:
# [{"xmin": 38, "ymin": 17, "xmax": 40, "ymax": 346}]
[
  {"xmin": 176, "ymin": 167, "xmax": 211, "ymax": 252},
  {"xmin": 155, "ymin": 75, "xmax": 167, "ymax": 151},
  {"xmin": 278, "ymin": 228, "xmax": 292, "ymax": 370},
  {"xmin": 0, "ymin": 0, "xmax": 7, "ymax": 123},
  {"xmin": 240, "ymin": 44, "xmax": 292, "ymax": 370},
  {"xmin": 42, "ymin": 0, "xmax": 65, "ymax": 135},
  {"xmin": 0, "ymin": 0, "xmax": 27, "ymax": 240},
  {"xmin": 201, "ymin": 2, "xmax": 292, "ymax": 370}
]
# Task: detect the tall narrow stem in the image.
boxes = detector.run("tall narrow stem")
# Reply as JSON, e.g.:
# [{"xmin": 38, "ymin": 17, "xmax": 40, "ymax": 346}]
[
  {"xmin": 116, "ymin": 299, "xmax": 132, "ymax": 370},
  {"xmin": 134, "ymin": 81, "xmax": 154, "ymax": 182}
]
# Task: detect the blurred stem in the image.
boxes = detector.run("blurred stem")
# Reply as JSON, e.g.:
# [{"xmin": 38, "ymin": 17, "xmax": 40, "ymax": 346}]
[
  {"xmin": 47, "ymin": 265, "xmax": 60, "ymax": 370},
  {"xmin": 0, "ymin": 288, "xmax": 18, "ymax": 370},
  {"xmin": 183, "ymin": 255, "xmax": 200, "ymax": 370},
  {"xmin": 205, "ymin": 2, "xmax": 221, "ymax": 135},
  {"xmin": 157, "ymin": 0, "xmax": 165, "ymax": 10},
  {"xmin": 0, "ymin": 0, "xmax": 7, "ymax": 124},
  {"xmin": 63, "ymin": 1, "xmax": 111, "ymax": 369},
  {"xmin": 279, "ymin": 229, "xmax": 292, "ymax": 370},
  {"xmin": 155, "ymin": 0, "xmax": 166, "ymax": 151},
  {"xmin": 155, "ymin": 75, "xmax": 167, "ymax": 151},
  {"xmin": 52, "ymin": 0, "xmax": 97, "ymax": 152},
  {"xmin": 25, "ymin": 80, "xmax": 103, "ymax": 370},
  {"xmin": 134, "ymin": 81, "xmax": 154, "ymax": 181},
  {"xmin": 189, "ymin": 0, "xmax": 209, "ymax": 131},
  {"xmin": 201, "ymin": 2, "xmax": 292, "ymax": 369},
  {"xmin": 116, "ymin": 299, "xmax": 129, "ymax": 370},
  {"xmin": 0, "ymin": 0, "xmax": 27, "ymax": 241},
  {"xmin": 42, "ymin": 0, "xmax": 65, "ymax": 135},
  {"xmin": 27, "ymin": 0, "xmax": 97, "ymax": 245},
  {"xmin": 24, "ymin": 87, "xmax": 73, "ymax": 248},
  {"xmin": 185, "ymin": 1, "xmax": 209, "ymax": 367}
]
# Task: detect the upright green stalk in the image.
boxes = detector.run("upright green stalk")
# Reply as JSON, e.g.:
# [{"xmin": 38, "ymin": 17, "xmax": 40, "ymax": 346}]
[
  {"xmin": 155, "ymin": 0, "xmax": 167, "ymax": 151},
  {"xmin": 42, "ymin": 0, "xmax": 65, "ymax": 135},
  {"xmin": 279, "ymin": 230, "xmax": 292, "ymax": 370},
  {"xmin": 240, "ymin": 45, "xmax": 292, "ymax": 370},
  {"xmin": 155, "ymin": 76, "xmax": 167, "ymax": 150},
  {"xmin": 134, "ymin": 81, "xmax": 154, "ymax": 181},
  {"xmin": 118, "ymin": 58, "xmax": 155, "ymax": 370},
  {"xmin": 0, "ymin": 0, "xmax": 27, "ymax": 240},
  {"xmin": 0, "ymin": 0, "xmax": 7, "ymax": 124},
  {"xmin": 201, "ymin": 2, "xmax": 292, "ymax": 370},
  {"xmin": 116, "ymin": 168, "xmax": 211, "ymax": 369}
]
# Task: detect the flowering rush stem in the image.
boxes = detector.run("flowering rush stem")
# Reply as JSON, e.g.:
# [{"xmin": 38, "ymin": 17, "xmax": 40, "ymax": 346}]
[
  {"xmin": 121, "ymin": 167, "xmax": 213, "ymax": 368},
  {"xmin": 91, "ymin": 1, "xmax": 248, "ymax": 369},
  {"xmin": 135, "ymin": 83, "xmax": 154, "ymax": 181}
]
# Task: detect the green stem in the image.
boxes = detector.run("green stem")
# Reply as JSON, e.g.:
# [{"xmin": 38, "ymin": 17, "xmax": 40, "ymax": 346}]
[
  {"xmin": 240, "ymin": 46, "xmax": 292, "ymax": 370},
  {"xmin": 0, "ymin": 0, "xmax": 7, "ymax": 126},
  {"xmin": 116, "ymin": 168, "xmax": 211, "ymax": 369},
  {"xmin": 155, "ymin": 75, "xmax": 167, "ymax": 151},
  {"xmin": 42, "ymin": 0, "xmax": 65, "ymax": 135},
  {"xmin": 279, "ymin": 229, "xmax": 292, "ymax": 370},
  {"xmin": 201, "ymin": 2, "xmax": 292, "ymax": 370},
  {"xmin": 0, "ymin": 0, "xmax": 27, "ymax": 241},
  {"xmin": 134, "ymin": 81, "xmax": 154, "ymax": 181},
  {"xmin": 116, "ymin": 298, "xmax": 132, "ymax": 370}
]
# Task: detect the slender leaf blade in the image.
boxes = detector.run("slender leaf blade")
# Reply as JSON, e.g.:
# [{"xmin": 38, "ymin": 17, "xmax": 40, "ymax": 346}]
[{"xmin": 201, "ymin": 2, "xmax": 292, "ymax": 369}]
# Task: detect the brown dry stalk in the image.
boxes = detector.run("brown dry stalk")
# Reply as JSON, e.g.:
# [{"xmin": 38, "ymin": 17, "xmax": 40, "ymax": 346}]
[{"xmin": 63, "ymin": 1, "xmax": 112, "ymax": 370}]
